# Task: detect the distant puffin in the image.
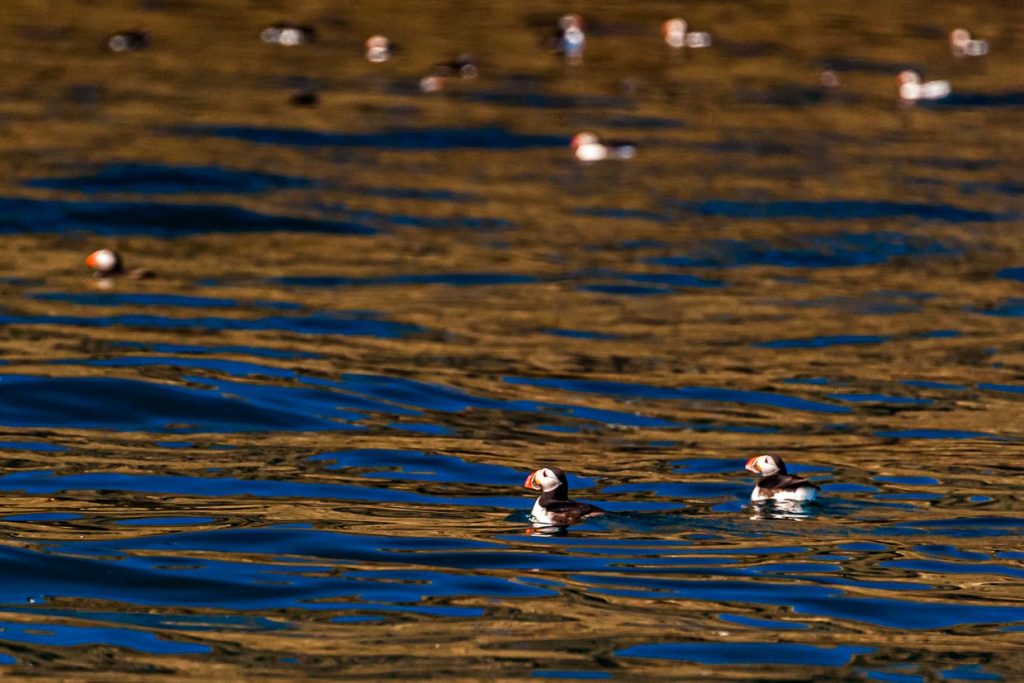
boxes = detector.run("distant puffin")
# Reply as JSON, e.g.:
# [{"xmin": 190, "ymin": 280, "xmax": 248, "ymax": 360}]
[
  {"xmin": 662, "ymin": 18, "xmax": 712, "ymax": 49},
  {"xmin": 419, "ymin": 54, "xmax": 478, "ymax": 93},
  {"xmin": 571, "ymin": 131, "xmax": 637, "ymax": 162},
  {"xmin": 86, "ymin": 249, "xmax": 154, "ymax": 279},
  {"xmin": 433, "ymin": 54, "xmax": 478, "ymax": 79},
  {"xmin": 897, "ymin": 70, "xmax": 951, "ymax": 102},
  {"xmin": 260, "ymin": 23, "xmax": 315, "ymax": 47},
  {"xmin": 524, "ymin": 466, "xmax": 604, "ymax": 525},
  {"xmin": 555, "ymin": 14, "xmax": 586, "ymax": 60},
  {"xmin": 950, "ymin": 28, "xmax": 989, "ymax": 57},
  {"xmin": 745, "ymin": 454, "xmax": 819, "ymax": 502},
  {"xmin": 107, "ymin": 30, "xmax": 149, "ymax": 53},
  {"xmin": 365, "ymin": 35, "xmax": 393, "ymax": 63}
]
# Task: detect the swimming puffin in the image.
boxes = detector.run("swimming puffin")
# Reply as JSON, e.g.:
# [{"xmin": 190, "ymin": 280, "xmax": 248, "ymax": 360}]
[
  {"xmin": 571, "ymin": 131, "xmax": 637, "ymax": 162},
  {"xmin": 745, "ymin": 454, "xmax": 819, "ymax": 502},
  {"xmin": 524, "ymin": 466, "xmax": 604, "ymax": 525},
  {"xmin": 260, "ymin": 23, "xmax": 315, "ymax": 47},
  {"xmin": 897, "ymin": 70, "xmax": 951, "ymax": 102},
  {"xmin": 107, "ymin": 30, "xmax": 149, "ymax": 53},
  {"xmin": 950, "ymin": 28, "xmax": 988, "ymax": 57},
  {"xmin": 662, "ymin": 18, "xmax": 712, "ymax": 49},
  {"xmin": 365, "ymin": 35, "xmax": 394, "ymax": 63},
  {"xmin": 554, "ymin": 14, "xmax": 586, "ymax": 60},
  {"xmin": 433, "ymin": 54, "xmax": 478, "ymax": 79},
  {"xmin": 86, "ymin": 249, "xmax": 154, "ymax": 280},
  {"xmin": 419, "ymin": 54, "xmax": 478, "ymax": 93}
]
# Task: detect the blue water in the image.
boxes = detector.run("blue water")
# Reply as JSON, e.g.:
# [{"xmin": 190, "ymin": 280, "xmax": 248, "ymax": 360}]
[{"xmin": 1, "ymin": 0, "xmax": 1023, "ymax": 678}]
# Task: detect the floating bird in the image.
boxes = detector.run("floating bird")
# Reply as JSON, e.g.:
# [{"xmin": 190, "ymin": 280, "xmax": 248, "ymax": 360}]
[
  {"xmin": 365, "ymin": 35, "xmax": 393, "ymax": 63},
  {"xmin": 950, "ymin": 28, "xmax": 989, "ymax": 57},
  {"xmin": 524, "ymin": 466, "xmax": 604, "ymax": 526},
  {"xmin": 86, "ymin": 249, "xmax": 153, "ymax": 280},
  {"xmin": 107, "ymin": 30, "xmax": 148, "ymax": 53},
  {"xmin": 820, "ymin": 69, "xmax": 842, "ymax": 89},
  {"xmin": 260, "ymin": 23, "xmax": 315, "ymax": 47},
  {"xmin": 419, "ymin": 74, "xmax": 447, "ymax": 93},
  {"xmin": 434, "ymin": 53, "xmax": 478, "ymax": 79},
  {"xmin": 556, "ymin": 14, "xmax": 586, "ymax": 61},
  {"xmin": 745, "ymin": 454, "xmax": 820, "ymax": 502},
  {"xmin": 571, "ymin": 131, "xmax": 637, "ymax": 162},
  {"xmin": 897, "ymin": 70, "xmax": 951, "ymax": 102},
  {"xmin": 662, "ymin": 18, "xmax": 712, "ymax": 49},
  {"xmin": 419, "ymin": 54, "xmax": 477, "ymax": 93}
]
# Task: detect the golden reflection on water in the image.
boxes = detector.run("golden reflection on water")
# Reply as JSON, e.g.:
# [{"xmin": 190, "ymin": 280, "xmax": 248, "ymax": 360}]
[{"xmin": 0, "ymin": 0, "xmax": 1023, "ymax": 678}]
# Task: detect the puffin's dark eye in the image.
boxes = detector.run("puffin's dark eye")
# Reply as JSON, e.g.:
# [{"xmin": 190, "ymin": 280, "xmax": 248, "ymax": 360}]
[{"xmin": 542, "ymin": 470, "xmax": 550, "ymax": 477}]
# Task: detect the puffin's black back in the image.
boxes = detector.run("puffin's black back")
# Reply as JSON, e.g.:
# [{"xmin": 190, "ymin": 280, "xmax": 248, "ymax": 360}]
[{"xmin": 756, "ymin": 456, "xmax": 819, "ymax": 492}]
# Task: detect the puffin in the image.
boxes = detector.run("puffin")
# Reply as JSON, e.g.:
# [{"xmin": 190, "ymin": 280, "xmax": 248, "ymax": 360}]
[
  {"xmin": 365, "ymin": 35, "xmax": 394, "ymax": 63},
  {"xmin": 260, "ymin": 23, "xmax": 315, "ymax": 47},
  {"xmin": 420, "ymin": 54, "xmax": 478, "ymax": 93},
  {"xmin": 85, "ymin": 249, "xmax": 154, "ymax": 280},
  {"xmin": 897, "ymin": 70, "xmax": 951, "ymax": 102},
  {"xmin": 662, "ymin": 19, "xmax": 712, "ymax": 49},
  {"xmin": 107, "ymin": 30, "xmax": 149, "ymax": 53},
  {"xmin": 950, "ymin": 28, "xmax": 988, "ymax": 57},
  {"xmin": 571, "ymin": 131, "xmax": 637, "ymax": 162},
  {"xmin": 524, "ymin": 466, "xmax": 604, "ymax": 526},
  {"xmin": 554, "ymin": 14, "xmax": 586, "ymax": 60},
  {"xmin": 433, "ymin": 54, "xmax": 478, "ymax": 79},
  {"xmin": 745, "ymin": 454, "xmax": 820, "ymax": 502}
]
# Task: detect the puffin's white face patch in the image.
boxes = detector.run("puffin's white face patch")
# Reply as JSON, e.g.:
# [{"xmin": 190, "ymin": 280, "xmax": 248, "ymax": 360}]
[
  {"xmin": 533, "ymin": 468, "xmax": 562, "ymax": 492},
  {"xmin": 89, "ymin": 249, "xmax": 119, "ymax": 272},
  {"xmin": 754, "ymin": 455, "xmax": 781, "ymax": 476}
]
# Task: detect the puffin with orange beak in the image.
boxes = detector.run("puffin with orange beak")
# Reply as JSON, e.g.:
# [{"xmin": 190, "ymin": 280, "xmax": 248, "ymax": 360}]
[
  {"xmin": 571, "ymin": 131, "xmax": 637, "ymax": 163},
  {"xmin": 86, "ymin": 249, "xmax": 154, "ymax": 280},
  {"xmin": 524, "ymin": 466, "xmax": 604, "ymax": 526},
  {"xmin": 85, "ymin": 248, "xmax": 123, "ymax": 276},
  {"xmin": 745, "ymin": 454, "xmax": 819, "ymax": 502}
]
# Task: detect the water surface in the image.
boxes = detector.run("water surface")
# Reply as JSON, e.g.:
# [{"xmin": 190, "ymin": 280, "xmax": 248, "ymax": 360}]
[{"xmin": 0, "ymin": 0, "xmax": 1023, "ymax": 678}]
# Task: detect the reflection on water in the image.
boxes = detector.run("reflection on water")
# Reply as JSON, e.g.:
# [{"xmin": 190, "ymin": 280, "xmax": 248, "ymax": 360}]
[{"xmin": 1, "ymin": 0, "xmax": 1024, "ymax": 678}]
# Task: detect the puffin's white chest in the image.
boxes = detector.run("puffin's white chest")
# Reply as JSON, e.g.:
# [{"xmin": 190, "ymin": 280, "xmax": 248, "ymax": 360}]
[
  {"xmin": 751, "ymin": 485, "xmax": 817, "ymax": 502},
  {"xmin": 575, "ymin": 143, "xmax": 608, "ymax": 162},
  {"xmin": 530, "ymin": 498, "xmax": 557, "ymax": 524}
]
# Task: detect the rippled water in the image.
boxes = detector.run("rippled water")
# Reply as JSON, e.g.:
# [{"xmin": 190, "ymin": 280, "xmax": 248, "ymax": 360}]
[{"xmin": 1, "ymin": 0, "xmax": 1023, "ymax": 678}]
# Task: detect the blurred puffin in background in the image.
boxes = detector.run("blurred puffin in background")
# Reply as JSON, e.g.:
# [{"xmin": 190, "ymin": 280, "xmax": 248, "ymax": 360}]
[
  {"xmin": 949, "ymin": 28, "xmax": 988, "ymax": 57},
  {"xmin": 86, "ymin": 248, "xmax": 154, "ymax": 280},
  {"xmin": 662, "ymin": 18, "xmax": 712, "ymax": 49},
  {"xmin": 897, "ymin": 70, "xmax": 951, "ymax": 102},
  {"xmin": 555, "ymin": 14, "xmax": 586, "ymax": 61},
  {"xmin": 571, "ymin": 131, "xmax": 637, "ymax": 162}
]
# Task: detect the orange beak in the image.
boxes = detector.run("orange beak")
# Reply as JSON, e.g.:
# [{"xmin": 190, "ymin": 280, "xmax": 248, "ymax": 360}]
[
  {"xmin": 745, "ymin": 456, "xmax": 760, "ymax": 474},
  {"xmin": 85, "ymin": 251, "xmax": 102, "ymax": 269},
  {"xmin": 524, "ymin": 471, "xmax": 539, "ymax": 489}
]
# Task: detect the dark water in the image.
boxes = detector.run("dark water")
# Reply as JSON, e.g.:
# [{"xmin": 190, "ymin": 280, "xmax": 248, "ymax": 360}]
[{"xmin": 1, "ymin": 0, "xmax": 1024, "ymax": 678}]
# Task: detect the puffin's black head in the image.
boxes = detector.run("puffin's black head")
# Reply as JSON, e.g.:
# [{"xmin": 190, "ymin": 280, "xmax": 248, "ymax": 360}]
[
  {"xmin": 524, "ymin": 466, "xmax": 569, "ymax": 493},
  {"xmin": 745, "ymin": 454, "xmax": 787, "ymax": 476}
]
